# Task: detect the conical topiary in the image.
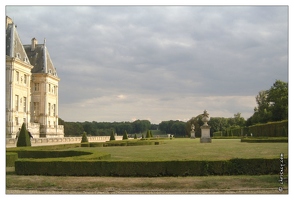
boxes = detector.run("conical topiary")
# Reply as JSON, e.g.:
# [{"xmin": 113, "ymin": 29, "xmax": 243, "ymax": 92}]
[
  {"xmin": 145, "ymin": 130, "xmax": 151, "ymax": 138},
  {"xmin": 81, "ymin": 131, "xmax": 89, "ymax": 143},
  {"xmin": 110, "ymin": 131, "xmax": 116, "ymax": 141},
  {"xmin": 134, "ymin": 133, "xmax": 137, "ymax": 139},
  {"xmin": 123, "ymin": 130, "xmax": 128, "ymax": 140},
  {"xmin": 16, "ymin": 123, "xmax": 31, "ymax": 147},
  {"xmin": 150, "ymin": 130, "xmax": 153, "ymax": 138}
]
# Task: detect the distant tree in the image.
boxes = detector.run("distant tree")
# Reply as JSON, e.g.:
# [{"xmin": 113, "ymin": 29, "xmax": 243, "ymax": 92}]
[
  {"xmin": 110, "ymin": 131, "xmax": 116, "ymax": 141},
  {"xmin": 123, "ymin": 130, "xmax": 128, "ymax": 140},
  {"xmin": 81, "ymin": 131, "xmax": 88, "ymax": 143},
  {"xmin": 134, "ymin": 133, "xmax": 138, "ymax": 139},
  {"xmin": 150, "ymin": 130, "xmax": 153, "ymax": 137},
  {"xmin": 145, "ymin": 130, "xmax": 151, "ymax": 138},
  {"xmin": 16, "ymin": 123, "xmax": 31, "ymax": 147}
]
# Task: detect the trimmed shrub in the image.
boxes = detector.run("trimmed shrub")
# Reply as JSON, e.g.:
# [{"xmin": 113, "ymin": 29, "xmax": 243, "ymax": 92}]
[
  {"xmin": 145, "ymin": 130, "xmax": 151, "ymax": 138},
  {"xmin": 110, "ymin": 131, "xmax": 116, "ymax": 141},
  {"xmin": 123, "ymin": 130, "xmax": 128, "ymax": 140},
  {"xmin": 241, "ymin": 137, "xmax": 288, "ymax": 143},
  {"xmin": 6, "ymin": 152, "xmax": 18, "ymax": 167},
  {"xmin": 81, "ymin": 142, "xmax": 90, "ymax": 147},
  {"xmin": 81, "ymin": 132, "xmax": 89, "ymax": 143},
  {"xmin": 89, "ymin": 142, "xmax": 104, "ymax": 147},
  {"xmin": 16, "ymin": 123, "xmax": 31, "ymax": 147},
  {"xmin": 15, "ymin": 158, "xmax": 286, "ymax": 177},
  {"xmin": 134, "ymin": 133, "xmax": 137, "ymax": 139},
  {"xmin": 249, "ymin": 120, "xmax": 288, "ymax": 137}
]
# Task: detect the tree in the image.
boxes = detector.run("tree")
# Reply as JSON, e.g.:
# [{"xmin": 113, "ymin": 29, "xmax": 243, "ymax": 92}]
[
  {"xmin": 81, "ymin": 131, "xmax": 88, "ymax": 143},
  {"xmin": 134, "ymin": 133, "xmax": 138, "ymax": 139},
  {"xmin": 123, "ymin": 130, "xmax": 128, "ymax": 140},
  {"xmin": 145, "ymin": 130, "xmax": 151, "ymax": 138},
  {"xmin": 248, "ymin": 80, "xmax": 288, "ymax": 125},
  {"xmin": 110, "ymin": 131, "xmax": 116, "ymax": 141},
  {"xmin": 267, "ymin": 80, "xmax": 288, "ymax": 121},
  {"xmin": 17, "ymin": 123, "xmax": 31, "ymax": 147}
]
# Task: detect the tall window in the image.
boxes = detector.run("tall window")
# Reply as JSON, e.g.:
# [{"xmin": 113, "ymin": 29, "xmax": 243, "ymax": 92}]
[
  {"xmin": 48, "ymin": 103, "xmax": 51, "ymax": 116},
  {"xmin": 34, "ymin": 83, "xmax": 39, "ymax": 91},
  {"xmin": 33, "ymin": 102, "xmax": 39, "ymax": 122},
  {"xmin": 15, "ymin": 95, "xmax": 19, "ymax": 111},
  {"xmin": 49, "ymin": 84, "xmax": 51, "ymax": 93},
  {"xmin": 16, "ymin": 71, "xmax": 19, "ymax": 82},
  {"xmin": 15, "ymin": 117, "xmax": 18, "ymax": 125},
  {"xmin": 23, "ymin": 97, "xmax": 27, "ymax": 112},
  {"xmin": 24, "ymin": 74, "xmax": 27, "ymax": 84},
  {"xmin": 53, "ymin": 104, "xmax": 56, "ymax": 116}
]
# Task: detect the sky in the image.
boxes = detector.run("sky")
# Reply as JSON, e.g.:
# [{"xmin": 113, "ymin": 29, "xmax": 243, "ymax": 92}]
[{"xmin": 4, "ymin": 3, "xmax": 289, "ymax": 124}]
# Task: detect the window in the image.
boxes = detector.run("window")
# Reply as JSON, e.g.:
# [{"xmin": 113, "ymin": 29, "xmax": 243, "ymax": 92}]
[
  {"xmin": 24, "ymin": 74, "xmax": 27, "ymax": 84},
  {"xmin": 34, "ymin": 83, "xmax": 39, "ymax": 91},
  {"xmin": 48, "ymin": 103, "xmax": 51, "ymax": 116},
  {"xmin": 16, "ymin": 71, "xmax": 19, "ymax": 82},
  {"xmin": 15, "ymin": 117, "xmax": 19, "ymax": 125},
  {"xmin": 53, "ymin": 104, "xmax": 56, "ymax": 116},
  {"xmin": 23, "ymin": 97, "xmax": 26, "ymax": 112},
  {"xmin": 33, "ymin": 102, "xmax": 39, "ymax": 122},
  {"xmin": 15, "ymin": 95, "xmax": 19, "ymax": 111},
  {"xmin": 49, "ymin": 84, "xmax": 51, "ymax": 93}
]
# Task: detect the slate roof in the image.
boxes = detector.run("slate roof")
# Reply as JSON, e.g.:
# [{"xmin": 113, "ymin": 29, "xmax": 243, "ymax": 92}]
[
  {"xmin": 6, "ymin": 16, "xmax": 58, "ymax": 78},
  {"xmin": 24, "ymin": 42, "xmax": 58, "ymax": 77},
  {"xmin": 6, "ymin": 18, "xmax": 30, "ymax": 65}
]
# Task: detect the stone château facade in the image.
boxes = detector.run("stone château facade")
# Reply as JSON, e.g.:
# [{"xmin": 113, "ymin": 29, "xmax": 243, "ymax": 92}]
[{"xmin": 6, "ymin": 16, "xmax": 64, "ymax": 138}]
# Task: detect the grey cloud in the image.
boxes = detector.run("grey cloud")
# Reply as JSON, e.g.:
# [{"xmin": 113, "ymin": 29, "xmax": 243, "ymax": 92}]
[{"xmin": 6, "ymin": 6, "xmax": 288, "ymax": 123}]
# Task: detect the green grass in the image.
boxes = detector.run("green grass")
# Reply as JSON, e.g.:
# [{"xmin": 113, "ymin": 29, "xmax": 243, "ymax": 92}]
[
  {"xmin": 73, "ymin": 138, "xmax": 288, "ymax": 161},
  {"xmin": 6, "ymin": 174, "xmax": 288, "ymax": 194}
]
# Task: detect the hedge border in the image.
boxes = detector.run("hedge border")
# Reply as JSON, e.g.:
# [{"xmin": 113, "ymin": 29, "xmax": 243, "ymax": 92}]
[
  {"xmin": 15, "ymin": 158, "xmax": 287, "ymax": 176},
  {"xmin": 6, "ymin": 152, "xmax": 18, "ymax": 167},
  {"xmin": 241, "ymin": 137, "xmax": 288, "ymax": 143}
]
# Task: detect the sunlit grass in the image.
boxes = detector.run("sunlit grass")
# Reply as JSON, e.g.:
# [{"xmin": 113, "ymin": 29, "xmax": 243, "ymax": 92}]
[{"xmin": 76, "ymin": 138, "xmax": 288, "ymax": 161}]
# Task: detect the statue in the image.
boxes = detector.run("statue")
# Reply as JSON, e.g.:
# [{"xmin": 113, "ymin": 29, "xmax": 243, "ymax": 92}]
[
  {"xmin": 190, "ymin": 123, "xmax": 195, "ymax": 139},
  {"xmin": 191, "ymin": 124, "xmax": 195, "ymax": 132},
  {"xmin": 202, "ymin": 109, "xmax": 210, "ymax": 126},
  {"xmin": 200, "ymin": 110, "xmax": 211, "ymax": 143}
]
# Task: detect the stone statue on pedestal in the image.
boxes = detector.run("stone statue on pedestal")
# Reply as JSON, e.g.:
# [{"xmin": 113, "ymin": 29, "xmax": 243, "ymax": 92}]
[
  {"xmin": 200, "ymin": 110, "xmax": 211, "ymax": 143},
  {"xmin": 190, "ymin": 124, "xmax": 195, "ymax": 139}
]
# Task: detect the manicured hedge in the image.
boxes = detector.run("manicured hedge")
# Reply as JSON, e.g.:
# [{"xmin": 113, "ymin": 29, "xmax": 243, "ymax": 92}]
[
  {"xmin": 6, "ymin": 152, "xmax": 18, "ymax": 167},
  {"xmin": 15, "ymin": 158, "xmax": 287, "ymax": 176},
  {"xmin": 249, "ymin": 120, "xmax": 288, "ymax": 137},
  {"xmin": 103, "ymin": 140, "xmax": 163, "ymax": 147},
  {"xmin": 213, "ymin": 120, "xmax": 288, "ymax": 137},
  {"xmin": 241, "ymin": 137, "xmax": 288, "ymax": 143}
]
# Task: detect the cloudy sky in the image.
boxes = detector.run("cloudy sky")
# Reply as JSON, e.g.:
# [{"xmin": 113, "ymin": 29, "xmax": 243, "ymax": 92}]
[{"xmin": 5, "ymin": 4, "xmax": 289, "ymax": 124}]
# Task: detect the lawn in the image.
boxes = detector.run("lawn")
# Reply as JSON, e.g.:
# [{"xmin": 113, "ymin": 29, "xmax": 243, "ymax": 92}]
[{"xmin": 75, "ymin": 138, "xmax": 288, "ymax": 161}]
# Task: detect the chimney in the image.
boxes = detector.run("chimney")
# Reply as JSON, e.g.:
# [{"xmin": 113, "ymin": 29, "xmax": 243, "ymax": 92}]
[{"xmin": 31, "ymin": 38, "xmax": 37, "ymax": 51}]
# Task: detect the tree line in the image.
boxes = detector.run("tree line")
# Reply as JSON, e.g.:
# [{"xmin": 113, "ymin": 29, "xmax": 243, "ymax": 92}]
[
  {"xmin": 58, "ymin": 119, "xmax": 157, "ymax": 137},
  {"xmin": 60, "ymin": 80, "xmax": 288, "ymax": 137}
]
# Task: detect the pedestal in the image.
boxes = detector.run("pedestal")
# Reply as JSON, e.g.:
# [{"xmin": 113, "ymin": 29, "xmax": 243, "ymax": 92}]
[
  {"xmin": 200, "ymin": 125, "xmax": 211, "ymax": 143},
  {"xmin": 190, "ymin": 131, "xmax": 195, "ymax": 139}
]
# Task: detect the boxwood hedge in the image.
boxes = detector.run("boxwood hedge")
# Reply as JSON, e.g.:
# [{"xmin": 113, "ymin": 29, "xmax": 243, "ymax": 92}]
[{"xmin": 15, "ymin": 158, "xmax": 286, "ymax": 176}]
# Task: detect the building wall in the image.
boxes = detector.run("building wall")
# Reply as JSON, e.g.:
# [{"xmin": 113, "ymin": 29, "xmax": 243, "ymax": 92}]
[{"xmin": 6, "ymin": 57, "xmax": 33, "ymax": 138}]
